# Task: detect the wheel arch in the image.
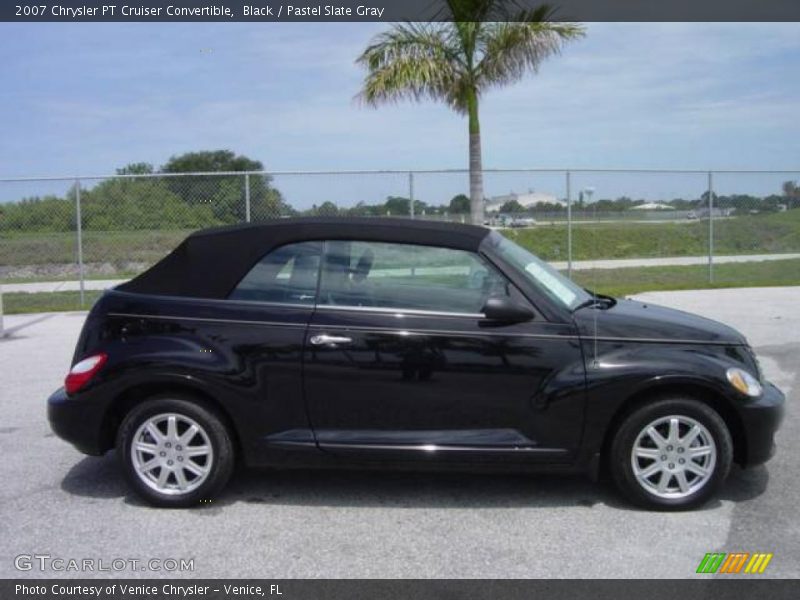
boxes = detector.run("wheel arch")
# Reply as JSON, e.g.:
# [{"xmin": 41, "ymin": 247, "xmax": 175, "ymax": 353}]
[
  {"xmin": 598, "ymin": 381, "xmax": 747, "ymax": 475},
  {"xmin": 99, "ymin": 380, "xmax": 242, "ymax": 461}
]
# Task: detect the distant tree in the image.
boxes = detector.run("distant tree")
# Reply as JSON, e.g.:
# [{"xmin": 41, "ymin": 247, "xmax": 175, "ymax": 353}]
[
  {"xmin": 346, "ymin": 201, "xmax": 380, "ymax": 217},
  {"xmin": 500, "ymin": 199, "xmax": 525, "ymax": 213},
  {"xmin": 116, "ymin": 162, "xmax": 154, "ymax": 175},
  {"xmin": 535, "ymin": 201, "xmax": 566, "ymax": 211},
  {"xmin": 585, "ymin": 197, "xmax": 637, "ymax": 212},
  {"xmin": 448, "ymin": 194, "xmax": 471, "ymax": 214},
  {"xmin": 668, "ymin": 198, "xmax": 695, "ymax": 210},
  {"xmin": 591, "ymin": 199, "xmax": 615, "ymax": 211},
  {"xmin": 385, "ymin": 196, "xmax": 412, "ymax": 215},
  {"xmin": 80, "ymin": 177, "xmax": 218, "ymax": 230},
  {"xmin": 764, "ymin": 194, "xmax": 787, "ymax": 210},
  {"xmin": 700, "ymin": 190, "xmax": 719, "ymax": 205},
  {"xmin": 162, "ymin": 150, "xmax": 262, "ymax": 173},
  {"xmin": 413, "ymin": 200, "xmax": 428, "ymax": 215},
  {"xmin": 0, "ymin": 195, "xmax": 74, "ymax": 232},
  {"xmin": 614, "ymin": 196, "xmax": 637, "ymax": 210},
  {"xmin": 315, "ymin": 201, "xmax": 339, "ymax": 216},
  {"xmin": 716, "ymin": 194, "xmax": 760, "ymax": 211},
  {"xmin": 161, "ymin": 150, "xmax": 287, "ymax": 222}
]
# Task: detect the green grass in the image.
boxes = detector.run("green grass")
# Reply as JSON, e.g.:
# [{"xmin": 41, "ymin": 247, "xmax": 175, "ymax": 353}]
[
  {"xmin": 4, "ymin": 259, "xmax": 798, "ymax": 315},
  {"xmin": 2, "ymin": 290, "xmax": 103, "ymax": 315},
  {"xmin": 571, "ymin": 258, "xmax": 800, "ymax": 298},
  {"xmin": 0, "ymin": 229, "xmax": 190, "ymax": 267},
  {"xmin": 1, "ymin": 210, "xmax": 799, "ymax": 272},
  {"xmin": 1, "ymin": 272, "xmax": 140, "ymax": 285},
  {"xmin": 501, "ymin": 208, "xmax": 800, "ymax": 261}
]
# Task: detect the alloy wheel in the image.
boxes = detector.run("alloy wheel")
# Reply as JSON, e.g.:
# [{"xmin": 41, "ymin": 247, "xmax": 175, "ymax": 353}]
[
  {"xmin": 130, "ymin": 413, "xmax": 214, "ymax": 496},
  {"xmin": 630, "ymin": 414, "xmax": 717, "ymax": 499}
]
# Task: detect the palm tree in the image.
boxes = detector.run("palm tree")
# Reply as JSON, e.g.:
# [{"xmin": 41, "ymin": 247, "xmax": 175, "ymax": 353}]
[{"xmin": 357, "ymin": 0, "xmax": 584, "ymax": 224}]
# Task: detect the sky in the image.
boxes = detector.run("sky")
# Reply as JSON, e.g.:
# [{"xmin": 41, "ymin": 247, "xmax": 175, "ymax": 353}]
[{"xmin": 0, "ymin": 22, "xmax": 798, "ymax": 207}]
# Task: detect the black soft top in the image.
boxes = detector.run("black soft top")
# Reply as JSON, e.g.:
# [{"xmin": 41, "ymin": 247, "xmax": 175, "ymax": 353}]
[{"xmin": 117, "ymin": 217, "xmax": 491, "ymax": 299}]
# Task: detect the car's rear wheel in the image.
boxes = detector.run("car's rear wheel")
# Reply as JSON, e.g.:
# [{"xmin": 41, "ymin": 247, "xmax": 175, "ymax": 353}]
[
  {"xmin": 610, "ymin": 397, "xmax": 733, "ymax": 510},
  {"xmin": 117, "ymin": 396, "xmax": 235, "ymax": 508}
]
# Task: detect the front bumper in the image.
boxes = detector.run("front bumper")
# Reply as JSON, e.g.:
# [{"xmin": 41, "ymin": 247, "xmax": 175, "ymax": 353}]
[
  {"xmin": 737, "ymin": 381, "xmax": 785, "ymax": 467},
  {"xmin": 47, "ymin": 387, "xmax": 110, "ymax": 456}
]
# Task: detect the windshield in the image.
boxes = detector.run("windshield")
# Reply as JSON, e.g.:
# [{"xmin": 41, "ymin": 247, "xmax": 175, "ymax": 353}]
[{"xmin": 485, "ymin": 231, "xmax": 593, "ymax": 311}]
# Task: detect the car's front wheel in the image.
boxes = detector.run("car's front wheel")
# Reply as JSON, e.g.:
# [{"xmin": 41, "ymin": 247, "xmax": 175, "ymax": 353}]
[
  {"xmin": 610, "ymin": 397, "xmax": 733, "ymax": 510},
  {"xmin": 117, "ymin": 396, "xmax": 235, "ymax": 508}
]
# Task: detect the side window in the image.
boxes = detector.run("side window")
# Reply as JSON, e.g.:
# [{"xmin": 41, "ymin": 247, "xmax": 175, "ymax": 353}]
[
  {"xmin": 318, "ymin": 241, "xmax": 514, "ymax": 314},
  {"xmin": 229, "ymin": 241, "xmax": 321, "ymax": 305}
]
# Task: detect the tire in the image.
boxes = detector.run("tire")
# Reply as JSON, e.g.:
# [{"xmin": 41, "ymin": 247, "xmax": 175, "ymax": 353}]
[
  {"xmin": 117, "ymin": 395, "xmax": 235, "ymax": 508},
  {"xmin": 609, "ymin": 396, "xmax": 733, "ymax": 510}
]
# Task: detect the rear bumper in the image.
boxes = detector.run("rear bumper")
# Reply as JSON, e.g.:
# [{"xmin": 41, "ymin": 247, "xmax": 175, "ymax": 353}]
[
  {"xmin": 738, "ymin": 381, "xmax": 785, "ymax": 467},
  {"xmin": 47, "ymin": 387, "xmax": 109, "ymax": 456}
]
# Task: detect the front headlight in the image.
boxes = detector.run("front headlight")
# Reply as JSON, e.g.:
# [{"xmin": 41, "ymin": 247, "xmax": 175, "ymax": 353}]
[{"xmin": 726, "ymin": 367, "xmax": 763, "ymax": 398}]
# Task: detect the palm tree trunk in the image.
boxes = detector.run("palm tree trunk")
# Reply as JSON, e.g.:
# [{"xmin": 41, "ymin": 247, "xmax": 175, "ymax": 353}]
[{"xmin": 467, "ymin": 90, "xmax": 484, "ymax": 225}]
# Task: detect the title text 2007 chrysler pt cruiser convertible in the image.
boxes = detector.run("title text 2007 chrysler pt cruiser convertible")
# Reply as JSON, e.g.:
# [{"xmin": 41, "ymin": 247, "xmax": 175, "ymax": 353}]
[{"xmin": 48, "ymin": 218, "xmax": 784, "ymax": 509}]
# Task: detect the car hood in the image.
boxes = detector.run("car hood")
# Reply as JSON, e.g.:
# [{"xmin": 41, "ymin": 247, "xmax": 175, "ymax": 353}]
[{"xmin": 573, "ymin": 297, "xmax": 747, "ymax": 345}]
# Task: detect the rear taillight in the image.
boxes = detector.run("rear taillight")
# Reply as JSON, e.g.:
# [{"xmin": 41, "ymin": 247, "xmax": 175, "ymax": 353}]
[{"xmin": 64, "ymin": 353, "xmax": 108, "ymax": 394}]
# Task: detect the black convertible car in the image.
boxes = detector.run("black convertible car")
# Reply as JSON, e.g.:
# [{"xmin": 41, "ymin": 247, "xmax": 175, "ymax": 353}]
[{"xmin": 48, "ymin": 218, "xmax": 784, "ymax": 509}]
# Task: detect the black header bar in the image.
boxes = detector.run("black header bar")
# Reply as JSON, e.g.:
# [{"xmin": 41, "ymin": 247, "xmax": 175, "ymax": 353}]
[{"xmin": 3, "ymin": 1, "xmax": 800, "ymax": 22}]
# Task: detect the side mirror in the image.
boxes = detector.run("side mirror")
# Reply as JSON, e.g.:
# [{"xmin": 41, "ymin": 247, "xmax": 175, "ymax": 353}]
[{"xmin": 481, "ymin": 295, "xmax": 534, "ymax": 323}]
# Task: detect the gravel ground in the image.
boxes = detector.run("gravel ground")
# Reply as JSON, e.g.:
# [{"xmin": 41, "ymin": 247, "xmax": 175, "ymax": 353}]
[{"xmin": 0, "ymin": 287, "xmax": 797, "ymax": 579}]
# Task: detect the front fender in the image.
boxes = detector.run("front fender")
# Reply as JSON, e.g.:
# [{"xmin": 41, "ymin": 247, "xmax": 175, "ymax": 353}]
[{"xmin": 579, "ymin": 341, "xmax": 752, "ymax": 455}]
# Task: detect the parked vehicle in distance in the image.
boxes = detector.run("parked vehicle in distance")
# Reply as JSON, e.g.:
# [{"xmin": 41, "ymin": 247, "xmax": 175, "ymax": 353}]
[
  {"xmin": 509, "ymin": 216, "xmax": 537, "ymax": 228},
  {"xmin": 48, "ymin": 218, "xmax": 784, "ymax": 509}
]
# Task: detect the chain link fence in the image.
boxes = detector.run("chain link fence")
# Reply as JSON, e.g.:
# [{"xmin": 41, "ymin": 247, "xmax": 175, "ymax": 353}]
[{"xmin": 1, "ymin": 168, "xmax": 799, "ymax": 326}]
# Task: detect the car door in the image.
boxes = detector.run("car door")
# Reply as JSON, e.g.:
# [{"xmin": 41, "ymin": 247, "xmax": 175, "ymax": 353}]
[
  {"xmin": 222, "ymin": 240, "xmax": 323, "ymax": 452},
  {"xmin": 303, "ymin": 240, "xmax": 586, "ymax": 463}
]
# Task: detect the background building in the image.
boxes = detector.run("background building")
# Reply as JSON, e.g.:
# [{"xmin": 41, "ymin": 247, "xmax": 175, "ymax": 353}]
[{"xmin": 486, "ymin": 190, "xmax": 563, "ymax": 212}]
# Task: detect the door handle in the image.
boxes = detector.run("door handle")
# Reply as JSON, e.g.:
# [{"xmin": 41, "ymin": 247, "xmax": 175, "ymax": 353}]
[{"xmin": 309, "ymin": 334, "xmax": 353, "ymax": 346}]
